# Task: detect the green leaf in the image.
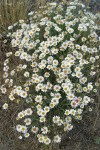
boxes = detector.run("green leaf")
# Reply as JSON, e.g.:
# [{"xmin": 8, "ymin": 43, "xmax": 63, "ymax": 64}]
[{"xmin": 94, "ymin": 137, "xmax": 100, "ymax": 145}]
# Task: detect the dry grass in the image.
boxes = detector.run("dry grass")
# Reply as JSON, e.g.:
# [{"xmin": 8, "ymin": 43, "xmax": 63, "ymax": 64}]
[
  {"xmin": 34, "ymin": 0, "xmax": 47, "ymax": 8},
  {"xmin": 0, "ymin": 0, "xmax": 33, "ymax": 34}
]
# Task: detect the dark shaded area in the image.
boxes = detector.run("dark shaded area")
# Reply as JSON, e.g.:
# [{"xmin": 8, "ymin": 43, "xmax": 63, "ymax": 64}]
[{"xmin": 81, "ymin": 0, "xmax": 100, "ymax": 13}]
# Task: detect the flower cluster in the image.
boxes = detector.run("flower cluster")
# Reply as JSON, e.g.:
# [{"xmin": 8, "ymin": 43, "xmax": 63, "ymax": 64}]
[{"xmin": 1, "ymin": 0, "xmax": 99, "ymax": 145}]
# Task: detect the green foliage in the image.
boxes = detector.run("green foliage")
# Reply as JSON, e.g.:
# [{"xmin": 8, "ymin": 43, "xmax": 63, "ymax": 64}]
[
  {"xmin": 0, "ymin": 0, "xmax": 100, "ymax": 146},
  {"xmin": 94, "ymin": 136, "xmax": 100, "ymax": 145}
]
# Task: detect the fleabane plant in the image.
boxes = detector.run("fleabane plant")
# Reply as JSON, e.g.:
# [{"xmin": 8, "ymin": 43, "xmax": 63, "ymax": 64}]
[{"xmin": 1, "ymin": 0, "xmax": 100, "ymax": 145}]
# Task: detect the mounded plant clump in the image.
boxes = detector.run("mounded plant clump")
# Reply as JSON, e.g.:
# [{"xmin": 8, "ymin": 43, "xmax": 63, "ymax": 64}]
[{"xmin": 1, "ymin": 0, "xmax": 100, "ymax": 146}]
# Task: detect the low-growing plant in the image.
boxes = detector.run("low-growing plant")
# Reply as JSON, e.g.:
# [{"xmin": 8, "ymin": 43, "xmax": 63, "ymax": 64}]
[{"xmin": 0, "ymin": 0, "xmax": 100, "ymax": 146}]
